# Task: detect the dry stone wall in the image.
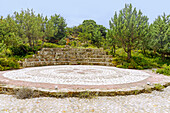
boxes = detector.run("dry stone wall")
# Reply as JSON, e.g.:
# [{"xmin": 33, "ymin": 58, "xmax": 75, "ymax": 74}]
[{"xmin": 22, "ymin": 47, "xmax": 113, "ymax": 67}]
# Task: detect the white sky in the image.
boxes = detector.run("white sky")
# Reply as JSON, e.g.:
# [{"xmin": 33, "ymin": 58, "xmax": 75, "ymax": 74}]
[{"xmin": 0, "ymin": 0, "xmax": 169, "ymax": 28}]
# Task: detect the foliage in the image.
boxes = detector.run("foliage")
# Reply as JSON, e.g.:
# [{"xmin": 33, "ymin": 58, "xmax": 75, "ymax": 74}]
[
  {"xmin": 1, "ymin": 9, "xmax": 67, "ymax": 54},
  {"xmin": 43, "ymin": 42, "xmax": 65, "ymax": 48},
  {"xmin": 66, "ymin": 19, "xmax": 106, "ymax": 48},
  {"xmin": 109, "ymin": 4, "xmax": 149, "ymax": 60},
  {"xmin": 79, "ymin": 91, "xmax": 98, "ymax": 99},
  {"xmin": 46, "ymin": 14, "xmax": 67, "ymax": 43},
  {"xmin": 0, "ymin": 6, "xmax": 169, "ymax": 71},
  {"xmin": 150, "ymin": 13, "xmax": 170, "ymax": 58},
  {"xmin": 0, "ymin": 58, "xmax": 20, "ymax": 70},
  {"xmin": 10, "ymin": 44, "xmax": 31, "ymax": 57},
  {"xmin": 156, "ymin": 64, "xmax": 170, "ymax": 76},
  {"xmin": 106, "ymin": 29, "xmax": 118, "ymax": 55},
  {"xmin": 112, "ymin": 48, "xmax": 169, "ymax": 69},
  {"xmin": 58, "ymin": 37, "xmax": 66, "ymax": 45},
  {"xmin": 154, "ymin": 84, "xmax": 165, "ymax": 91}
]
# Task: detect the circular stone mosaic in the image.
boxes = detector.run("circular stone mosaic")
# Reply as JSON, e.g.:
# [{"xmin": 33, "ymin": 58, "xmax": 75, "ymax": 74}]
[{"xmin": 2, "ymin": 65, "xmax": 150, "ymax": 85}]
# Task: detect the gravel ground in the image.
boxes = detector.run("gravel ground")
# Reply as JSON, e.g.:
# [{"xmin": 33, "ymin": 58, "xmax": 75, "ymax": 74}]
[{"xmin": 0, "ymin": 86, "xmax": 169, "ymax": 113}]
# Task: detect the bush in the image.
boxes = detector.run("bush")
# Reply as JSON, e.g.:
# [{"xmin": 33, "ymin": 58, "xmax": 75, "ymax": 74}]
[
  {"xmin": 24, "ymin": 55, "xmax": 34, "ymax": 59},
  {"xmin": 0, "ymin": 65, "xmax": 4, "ymax": 71},
  {"xmin": 116, "ymin": 65, "xmax": 123, "ymax": 68},
  {"xmin": 154, "ymin": 84, "xmax": 165, "ymax": 91},
  {"xmin": 8, "ymin": 60, "xmax": 20, "ymax": 69},
  {"xmin": 10, "ymin": 44, "xmax": 30, "ymax": 57},
  {"xmin": 82, "ymin": 43, "xmax": 89, "ymax": 48},
  {"xmin": 58, "ymin": 38, "xmax": 66, "ymax": 45},
  {"xmin": 0, "ymin": 58, "xmax": 8, "ymax": 66},
  {"xmin": 111, "ymin": 48, "xmax": 170, "ymax": 70},
  {"xmin": 43, "ymin": 42, "xmax": 65, "ymax": 48},
  {"xmin": 156, "ymin": 64, "xmax": 170, "ymax": 76},
  {"xmin": 0, "ymin": 57, "xmax": 20, "ymax": 70},
  {"xmin": 15, "ymin": 87, "xmax": 35, "ymax": 99},
  {"xmin": 136, "ymin": 66, "xmax": 144, "ymax": 70}
]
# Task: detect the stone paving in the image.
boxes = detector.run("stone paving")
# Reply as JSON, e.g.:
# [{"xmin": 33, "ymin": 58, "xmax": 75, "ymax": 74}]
[
  {"xmin": 0, "ymin": 65, "xmax": 170, "ymax": 112},
  {"xmin": 2, "ymin": 65, "xmax": 151, "ymax": 85},
  {"xmin": 0, "ymin": 65, "xmax": 170, "ymax": 91}
]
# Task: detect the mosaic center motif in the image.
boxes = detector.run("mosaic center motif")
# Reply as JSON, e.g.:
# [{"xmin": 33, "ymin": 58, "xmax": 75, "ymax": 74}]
[{"xmin": 2, "ymin": 65, "xmax": 150, "ymax": 85}]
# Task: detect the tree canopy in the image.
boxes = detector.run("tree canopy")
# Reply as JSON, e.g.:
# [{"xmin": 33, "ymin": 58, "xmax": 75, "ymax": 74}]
[
  {"xmin": 150, "ymin": 13, "xmax": 170, "ymax": 58},
  {"xmin": 109, "ymin": 4, "xmax": 149, "ymax": 60}
]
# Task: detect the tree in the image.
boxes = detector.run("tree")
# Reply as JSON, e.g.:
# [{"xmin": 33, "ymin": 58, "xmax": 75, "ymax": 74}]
[
  {"xmin": 0, "ymin": 18, "xmax": 19, "ymax": 54},
  {"xmin": 150, "ymin": 13, "xmax": 170, "ymax": 58},
  {"xmin": 106, "ymin": 29, "xmax": 117, "ymax": 55},
  {"xmin": 13, "ymin": 9, "xmax": 41, "ymax": 50},
  {"xmin": 139, "ymin": 24, "xmax": 150, "ymax": 54},
  {"xmin": 13, "ymin": 9, "xmax": 57, "ymax": 51},
  {"xmin": 93, "ymin": 29, "xmax": 103, "ymax": 48},
  {"xmin": 109, "ymin": 4, "xmax": 149, "ymax": 60},
  {"xmin": 48, "ymin": 14, "xmax": 67, "ymax": 43}
]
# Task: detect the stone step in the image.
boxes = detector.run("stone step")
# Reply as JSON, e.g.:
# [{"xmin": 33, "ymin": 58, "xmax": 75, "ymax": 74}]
[
  {"xmin": 23, "ymin": 47, "xmax": 113, "ymax": 67},
  {"xmin": 36, "ymin": 54, "xmax": 112, "ymax": 59},
  {"xmin": 26, "ymin": 57, "xmax": 112, "ymax": 62},
  {"xmin": 23, "ymin": 61, "xmax": 114, "ymax": 67},
  {"xmin": 57, "ymin": 58, "xmax": 112, "ymax": 62},
  {"xmin": 41, "ymin": 48, "xmax": 105, "ymax": 52},
  {"xmin": 40, "ymin": 48, "xmax": 107, "ymax": 55},
  {"xmin": 40, "ymin": 51, "xmax": 107, "ymax": 56}
]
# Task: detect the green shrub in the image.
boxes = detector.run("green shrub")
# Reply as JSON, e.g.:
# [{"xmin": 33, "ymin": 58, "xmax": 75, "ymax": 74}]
[
  {"xmin": 70, "ymin": 41, "xmax": 77, "ymax": 47},
  {"xmin": 156, "ymin": 65, "xmax": 170, "ymax": 76},
  {"xmin": 58, "ymin": 38, "xmax": 66, "ymax": 45},
  {"xmin": 0, "ymin": 58, "xmax": 20, "ymax": 70},
  {"xmin": 82, "ymin": 43, "xmax": 89, "ymax": 48},
  {"xmin": 0, "ymin": 58, "xmax": 8, "ymax": 66},
  {"xmin": 136, "ymin": 66, "xmax": 144, "ymax": 70},
  {"xmin": 116, "ymin": 65, "xmax": 123, "ymax": 68},
  {"xmin": 11, "ymin": 44, "xmax": 30, "ymax": 57},
  {"xmin": 24, "ymin": 55, "xmax": 34, "ymax": 58},
  {"xmin": 111, "ymin": 49, "xmax": 170, "ymax": 70},
  {"xmin": 0, "ymin": 65, "xmax": 4, "ymax": 71},
  {"xmin": 8, "ymin": 60, "xmax": 20, "ymax": 69},
  {"xmin": 43, "ymin": 42, "xmax": 65, "ymax": 48},
  {"xmin": 154, "ymin": 84, "xmax": 165, "ymax": 91}
]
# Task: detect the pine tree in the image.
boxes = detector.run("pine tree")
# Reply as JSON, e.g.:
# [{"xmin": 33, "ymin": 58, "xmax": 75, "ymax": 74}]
[
  {"xmin": 150, "ymin": 13, "xmax": 170, "ymax": 58},
  {"xmin": 109, "ymin": 4, "xmax": 149, "ymax": 60}
]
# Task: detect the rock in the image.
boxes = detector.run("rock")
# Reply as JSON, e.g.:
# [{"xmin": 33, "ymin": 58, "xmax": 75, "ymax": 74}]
[{"xmin": 55, "ymin": 86, "xmax": 58, "ymax": 90}]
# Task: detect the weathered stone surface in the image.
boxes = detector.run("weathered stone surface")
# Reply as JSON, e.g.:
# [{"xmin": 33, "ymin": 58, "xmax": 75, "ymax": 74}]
[{"xmin": 22, "ymin": 47, "xmax": 113, "ymax": 67}]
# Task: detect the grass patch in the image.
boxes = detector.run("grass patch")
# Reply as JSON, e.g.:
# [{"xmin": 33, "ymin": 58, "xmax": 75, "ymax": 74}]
[
  {"xmin": 112, "ymin": 49, "xmax": 170, "ymax": 70},
  {"xmin": 156, "ymin": 64, "xmax": 170, "ymax": 76},
  {"xmin": 154, "ymin": 84, "xmax": 165, "ymax": 91},
  {"xmin": 78, "ymin": 91, "xmax": 98, "ymax": 99}
]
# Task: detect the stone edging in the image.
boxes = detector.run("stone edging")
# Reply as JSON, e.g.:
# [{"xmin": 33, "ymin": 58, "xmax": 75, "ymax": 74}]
[{"xmin": 0, "ymin": 82, "xmax": 169, "ymax": 98}]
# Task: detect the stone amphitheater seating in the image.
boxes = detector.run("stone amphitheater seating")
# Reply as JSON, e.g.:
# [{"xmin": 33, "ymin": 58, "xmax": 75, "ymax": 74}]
[{"xmin": 22, "ymin": 47, "xmax": 113, "ymax": 67}]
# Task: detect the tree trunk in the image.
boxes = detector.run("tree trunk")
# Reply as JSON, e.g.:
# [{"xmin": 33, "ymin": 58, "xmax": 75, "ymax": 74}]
[
  {"xmin": 161, "ymin": 53, "xmax": 165, "ymax": 60},
  {"xmin": 143, "ymin": 46, "xmax": 146, "ymax": 54},
  {"xmin": 113, "ymin": 45, "xmax": 116, "ymax": 55},
  {"xmin": 28, "ymin": 36, "xmax": 32, "ymax": 48},
  {"xmin": 127, "ymin": 51, "xmax": 131, "ymax": 60},
  {"xmin": 127, "ymin": 44, "xmax": 131, "ymax": 60}
]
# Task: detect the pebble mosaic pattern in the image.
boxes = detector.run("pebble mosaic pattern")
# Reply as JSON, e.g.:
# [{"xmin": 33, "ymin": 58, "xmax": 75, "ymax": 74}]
[{"xmin": 2, "ymin": 65, "xmax": 150, "ymax": 85}]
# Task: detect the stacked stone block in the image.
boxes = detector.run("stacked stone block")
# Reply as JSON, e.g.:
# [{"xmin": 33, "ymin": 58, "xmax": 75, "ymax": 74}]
[{"xmin": 22, "ymin": 47, "xmax": 113, "ymax": 67}]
